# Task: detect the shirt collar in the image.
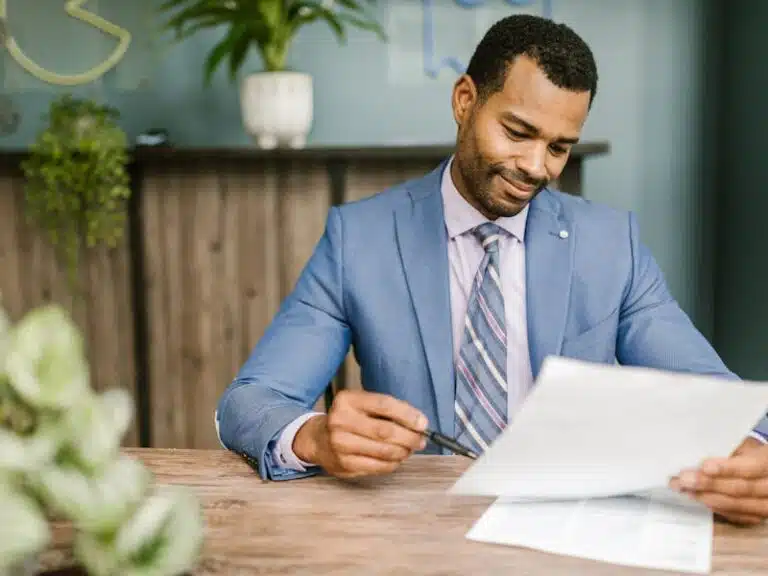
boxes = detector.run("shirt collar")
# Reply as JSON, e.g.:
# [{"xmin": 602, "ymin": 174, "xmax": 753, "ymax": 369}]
[{"xmin": 441, "ymin": 156, "xmax": 529, "ymax": 242}]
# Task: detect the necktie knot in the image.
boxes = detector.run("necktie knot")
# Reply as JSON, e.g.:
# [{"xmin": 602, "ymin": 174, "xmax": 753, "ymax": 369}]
[{"xmin": 472, "ymin": 223, "xmax": 503, "ymax": 254}]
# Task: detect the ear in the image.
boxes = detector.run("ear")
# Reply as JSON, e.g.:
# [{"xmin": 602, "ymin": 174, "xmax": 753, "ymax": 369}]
[{"xmin": 451, "ymin": 74, "xmax": 477, "ymax": 127}]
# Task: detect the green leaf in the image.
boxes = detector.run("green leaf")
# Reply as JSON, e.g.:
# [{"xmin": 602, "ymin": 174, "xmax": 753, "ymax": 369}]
[
  {"xmin": 228, "ymin": 28, "xmax": 254, "ymax": 81},
  {"xmin": 157, "ymin": 0, "xmax": 195, "ymax": 11},
  {"xmin": 290, "ymin": 3, "xmax": 346, "ymax": 42},
  {"xmin": 334, "ymin": 0, "xmax": 367, "ymax": 12},
  {"xmin": 116, "ymin": 486, "xmax": 204, "ymax": 576},
  {"xmin": 203, "ymin": 25, "xmax": 248, "ymax": 85},
  {"xmin": 255, "ymin": 0, "xmax": 286, "ymax": 30},
  {"xmin": 4, "ymin": 305, "xmax": 89, "ymax": 411},
  {"xmin": 74, "ymin": 485, "xmax": 204, "ymax": 576},
  {"xmin": 158, "ymin": 0, "xmax": 386, "ymax": 75},
  {"xmin": 162, "ymin": 2, "xmax": 236, "ymax": 27},
  {"xmin": 0, "ymin": 483, "xmax": 50, "ymax": 570},
  {"xmin": 0, "ymin": 422, "xmax": 61, "ymax": 474},
  {"xmin": 338, "ymin": 11, "xmax": 387, "ymax": 40},
  {"xmin": 168, "ymin": 15, "xmax": 234, "ymax": 42},
  {"xmin": 22, "ymin": 95, "xmax": 130, "ymax": 289},
  {"xmin": 33, "ymin": 454, "xmax": 152, "ymax": 535},
  {"xmin": 63, "ymin": 389, "xmax": 134, "ymax": 472}
]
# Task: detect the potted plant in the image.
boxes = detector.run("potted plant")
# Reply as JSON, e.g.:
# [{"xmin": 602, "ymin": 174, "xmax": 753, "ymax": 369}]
[
  {"xmin": 20, "ymin": 95, "xmax": 131, "ymax": 289},
  {"xmin": 0, "ymin": 303, "xmax": 204, "ymax": 575},
  {"xmin": 158, "ymin": 0, "xmax": 386, "ymax": 149}
]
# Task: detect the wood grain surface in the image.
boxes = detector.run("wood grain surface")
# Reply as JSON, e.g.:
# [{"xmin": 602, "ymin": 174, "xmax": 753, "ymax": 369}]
[
  {"xmin": 39, "ymin": 449, "xmax": 768, "ymax": 575},
  {"xmin": 0, "ymin": 173, "xmax": 138, "ymax": 446}
]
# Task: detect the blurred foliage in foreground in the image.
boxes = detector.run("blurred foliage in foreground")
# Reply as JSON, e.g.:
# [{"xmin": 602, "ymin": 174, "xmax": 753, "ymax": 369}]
[{"xmin": 0, "ymin": 303, "xmax": 203, "ymax": 575}]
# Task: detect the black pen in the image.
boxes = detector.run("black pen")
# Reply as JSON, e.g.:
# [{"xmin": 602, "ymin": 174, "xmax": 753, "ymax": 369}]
[{"xmin": 422, "ymin": 428, "xmax": 478, "ymax": 460}]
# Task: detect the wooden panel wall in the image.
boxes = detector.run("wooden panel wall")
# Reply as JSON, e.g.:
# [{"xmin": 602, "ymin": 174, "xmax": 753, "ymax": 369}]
[
  {"xmin": 140, "ymin": 159, "xmax": 331, "ymax": 449},
  {"xmin": 0, "ymin": 171, "xmax": 138, "ymax": 446},
  {"xmin": 140, "ymin": 159, "xmax": 440, "ymax": 448}
]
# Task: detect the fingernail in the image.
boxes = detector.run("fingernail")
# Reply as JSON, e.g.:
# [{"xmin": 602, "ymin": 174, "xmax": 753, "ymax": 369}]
[
  {"xmin": 419, "ymin": 438, "xmax": 427, "ymax": 450},
  {"xmin": 678, "ymin": 471, "xmax": 698, "ymax": 490},
  {"xmin": 416, "ymin": 415, "xmax": 428, "ymax": 430}
]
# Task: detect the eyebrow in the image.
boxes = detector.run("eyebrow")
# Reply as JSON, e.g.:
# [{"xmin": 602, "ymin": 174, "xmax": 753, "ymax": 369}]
[{"xmin": 501, "ymin": 112, "xmax": 580, "ymax": 145}]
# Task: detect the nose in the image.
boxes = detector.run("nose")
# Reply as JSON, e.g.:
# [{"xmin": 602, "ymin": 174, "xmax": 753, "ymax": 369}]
[{"xmin": 516, "ymin": 142, "xmax": 548, "ymax": 182}]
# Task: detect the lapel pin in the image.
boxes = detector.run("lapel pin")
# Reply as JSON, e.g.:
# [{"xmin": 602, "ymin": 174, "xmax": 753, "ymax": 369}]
[{"xmin": 559, "ymin": 230, "xmax": 569, "ymax": 239}]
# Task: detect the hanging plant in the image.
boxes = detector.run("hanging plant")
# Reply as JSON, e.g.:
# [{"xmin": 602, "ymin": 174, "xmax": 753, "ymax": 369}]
[{"xmin": 20, "ymin": 95, "xmax": 131, "ymax": 288}]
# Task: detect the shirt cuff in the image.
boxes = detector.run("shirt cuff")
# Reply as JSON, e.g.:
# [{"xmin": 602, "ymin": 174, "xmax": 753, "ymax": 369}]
[
  {"xmin": 749, "ymin": 430, "xmax": 768, "ymax": 444},
  {"xmin": 271, "ymin": 412, "xmax": 324, "ymax": 471}
]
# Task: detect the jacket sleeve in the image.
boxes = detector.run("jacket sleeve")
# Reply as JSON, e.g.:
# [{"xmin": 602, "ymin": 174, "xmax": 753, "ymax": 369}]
[
  {"xmin": 215, "ymin": 206, "xmax": 351, "ymax": 480},
  {"xmin": 616, "ymin": 212, "xmax": 768, "ymax": 439}
]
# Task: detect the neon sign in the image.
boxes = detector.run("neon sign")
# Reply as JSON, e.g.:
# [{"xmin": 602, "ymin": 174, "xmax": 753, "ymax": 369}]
[
  {"xmin": 0, "ymin": 0, "xmax": 131, "ymax": 86},
  {"xmin": 422, "ymin": 0, "xmax": 552, "ymax": 78}
]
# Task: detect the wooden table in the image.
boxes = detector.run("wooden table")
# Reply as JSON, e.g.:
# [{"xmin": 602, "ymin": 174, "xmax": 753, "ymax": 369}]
[{"xmin": 44, "ymin": 448, "xmax": 768, "ymax": 575}]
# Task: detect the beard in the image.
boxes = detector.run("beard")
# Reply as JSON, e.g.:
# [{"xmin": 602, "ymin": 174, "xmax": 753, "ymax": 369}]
[
  {"xmin": 477, "ymin": 164, "xmax": 548, "ymax": 216},
  {"xmin": 456, "ymin": 147, "xmax": 548, "ymax": 218}
]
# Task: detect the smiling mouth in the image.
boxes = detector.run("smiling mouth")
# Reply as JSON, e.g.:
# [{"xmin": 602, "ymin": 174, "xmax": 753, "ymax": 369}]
[{"xmin": 499, "ymin": 174, "xmax": 539, "ymax": 197}]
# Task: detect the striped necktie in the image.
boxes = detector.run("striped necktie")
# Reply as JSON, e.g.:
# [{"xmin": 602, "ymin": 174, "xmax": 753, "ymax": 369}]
[{"xmin": 454, "ymin": 222, "xmax": 508, "ymax": 454}]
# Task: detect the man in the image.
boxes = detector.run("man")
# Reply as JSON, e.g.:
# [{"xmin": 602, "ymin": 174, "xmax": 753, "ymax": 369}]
[{"xmin": 216, "ymin": 15, "xmax": 768, "ymax": 525}]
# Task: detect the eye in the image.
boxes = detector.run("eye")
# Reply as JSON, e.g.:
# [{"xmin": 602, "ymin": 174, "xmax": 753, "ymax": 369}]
[
  {"xmin": 503, "ymin": 126, "xmax": 527, "ymax": 140},
  {"xmin": 549, "ymin": 143, "xmax": 568, "ymax": 156}
]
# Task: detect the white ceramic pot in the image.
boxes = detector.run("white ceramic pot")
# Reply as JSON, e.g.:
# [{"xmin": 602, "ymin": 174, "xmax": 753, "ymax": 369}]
[{"xmin": 240, "ymin": 71, "xmax": 313, "ymax": 149}]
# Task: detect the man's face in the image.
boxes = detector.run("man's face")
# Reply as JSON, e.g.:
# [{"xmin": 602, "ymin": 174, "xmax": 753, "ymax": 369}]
[{"xmin": 451, "ymin": 55, "xmax": 592, "ymax": 219}]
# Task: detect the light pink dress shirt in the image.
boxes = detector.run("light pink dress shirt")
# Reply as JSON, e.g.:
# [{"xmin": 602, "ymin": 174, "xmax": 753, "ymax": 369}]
[{"xmin": 271, "ymin": 158, "xmax": 534, "ymax": 470}]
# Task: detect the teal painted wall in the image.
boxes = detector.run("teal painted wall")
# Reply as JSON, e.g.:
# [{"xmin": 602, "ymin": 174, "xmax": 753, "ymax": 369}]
[
  {"xmin": 0, "ymin": 0, "xmax": 718, "ymax": 339},
  {"xmin": 713, "ymin": 0, "xmax": 768, "ymax": 379},
  {"xmin": 1, "ymin": 0, "xmax": 555, "ymax": 148}
]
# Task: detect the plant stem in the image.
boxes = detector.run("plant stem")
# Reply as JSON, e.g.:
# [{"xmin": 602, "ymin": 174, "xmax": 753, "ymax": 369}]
[{"xmin": 260, "ymin": 36, "xmax": 290, "ymax": 72}]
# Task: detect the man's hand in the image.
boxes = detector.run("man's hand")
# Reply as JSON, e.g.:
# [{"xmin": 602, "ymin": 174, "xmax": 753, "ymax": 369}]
[
  {"xmin": 670, "ymin": 438, "xmax": 768, "ymax": 526},
  {"xmin": 292, "ymin": 390, "xmax": 429, "ymax": 479}
]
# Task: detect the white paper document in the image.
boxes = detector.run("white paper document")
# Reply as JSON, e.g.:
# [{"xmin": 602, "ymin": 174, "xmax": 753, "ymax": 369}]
[
  {"xmin": 466, "ymin": 491, "xmax": 714, "ymax": 574},
  {"xmin": 449, "ymin": 357, "xmax": 768, "ymax": 573},
  {"xmin": 450, "ymin": 357, "xmax": 768, "ymax": 501}
]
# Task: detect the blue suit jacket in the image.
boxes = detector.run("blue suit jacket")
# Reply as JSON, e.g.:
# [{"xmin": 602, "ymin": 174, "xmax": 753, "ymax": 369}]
[{"xmin": 216, "ymin": 160, "xmax": 768, "ymax": 480}]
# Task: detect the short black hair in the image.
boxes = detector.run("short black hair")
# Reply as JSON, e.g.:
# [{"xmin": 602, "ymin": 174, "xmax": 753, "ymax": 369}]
[{"xmin": 466, "ymin": 14, "xmax": 598, "ymax": 105}]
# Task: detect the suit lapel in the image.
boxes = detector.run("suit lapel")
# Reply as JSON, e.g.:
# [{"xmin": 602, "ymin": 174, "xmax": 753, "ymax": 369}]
[
  {"xmin": 394, "ymin": 163, "xmax": 455, "ymax": 436},
  {"xmin": 393, "ymin": 177, "xmax": 574, "ymax": 431},
  {"xmin": 525, "ymin": 190, "xmax": 575, "ymax": 378}
]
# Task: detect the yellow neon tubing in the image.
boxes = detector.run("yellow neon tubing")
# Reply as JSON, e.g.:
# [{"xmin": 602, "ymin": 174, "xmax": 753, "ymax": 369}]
[{"xmin": 0, "ymin": 0, "xmax": 131, "ymax": 86}]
